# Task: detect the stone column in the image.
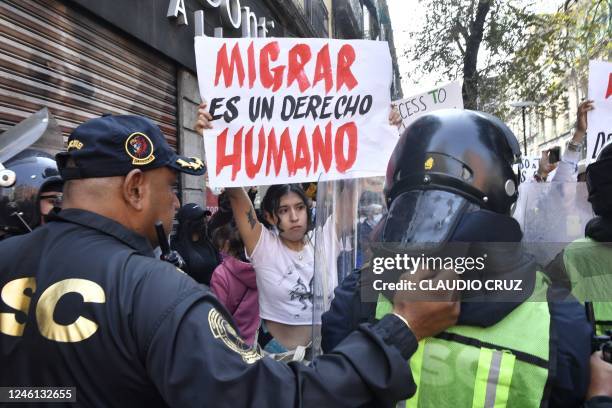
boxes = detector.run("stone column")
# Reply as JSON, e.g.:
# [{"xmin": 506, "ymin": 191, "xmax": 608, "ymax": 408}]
[{"xmin": 177, "ymin": 68, "xmax": 206, "ymax": 207}]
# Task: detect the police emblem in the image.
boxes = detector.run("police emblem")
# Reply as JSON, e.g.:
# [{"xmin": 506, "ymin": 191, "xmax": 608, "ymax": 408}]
[
  {"xmin": 125, "ymin": 132, "xmax": 155, "ymax": 165},
  {"xmin": 208, "ymin": 309, "xmax": 261, "ymax": 364},
  {"xmin": 424, "ymin": 157, "xmax": 434, "ymax": 170}
]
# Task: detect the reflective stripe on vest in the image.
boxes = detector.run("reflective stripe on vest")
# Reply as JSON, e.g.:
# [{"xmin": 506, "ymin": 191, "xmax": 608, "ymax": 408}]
[
  {"xmin": 375, "ymin": 273, "xmax": 551, "ymax": 408},
  {"xmin": 472, "ymin": 348, "xmax": 515, "ymax": 408}
]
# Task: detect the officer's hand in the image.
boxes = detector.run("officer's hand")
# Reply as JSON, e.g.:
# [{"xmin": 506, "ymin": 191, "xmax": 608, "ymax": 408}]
[
  {"xmin": 195, "ymin": 101, "xmax": 214, "ymax": 134},
  {"xmin": 587, "ymin": 351, "xmax": 612, "ymax": 399},
  {"xmin": 392, "ymin": 268, "xmax": 460, "ymax": 341},
  {"xmin": 389, "ymin": 104, "xmax": 402, "ymax": 129}
]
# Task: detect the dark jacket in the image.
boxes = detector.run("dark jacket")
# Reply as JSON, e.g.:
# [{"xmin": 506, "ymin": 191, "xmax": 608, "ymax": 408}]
[
  {"xmin": 170, "ymin": 205, "xmax": 221, "ymax": 285},
  {"xmin": 0, "ymin": 208, "xmax": 419, "ymax": 407}
]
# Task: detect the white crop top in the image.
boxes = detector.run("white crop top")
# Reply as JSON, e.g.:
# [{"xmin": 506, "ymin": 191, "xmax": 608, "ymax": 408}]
[{"xmin": 248, "ymin": 227, "xmax": 315, "ymax": 325}]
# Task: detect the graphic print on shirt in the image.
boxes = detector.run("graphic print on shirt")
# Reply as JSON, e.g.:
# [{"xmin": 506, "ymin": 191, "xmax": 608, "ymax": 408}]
[{"xmin": 289, "ymin": 277, "xmax": 313, "ymax": 310}]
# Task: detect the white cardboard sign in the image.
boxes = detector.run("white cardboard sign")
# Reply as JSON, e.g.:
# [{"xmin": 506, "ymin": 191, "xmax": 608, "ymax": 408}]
[
  {"xmin": 194, "ymin": 37, "xmax": 398, "ymax": 188},
  {"xmin": 514, "ymin": 155, "xmax": 540, "ymax": 184},
  {"xmin": 392, "ymin": 81, "xmax": 464, "ymax": 131},
  {"xmin": 586, "ymin": 60, "xmax": 612, "ymax": 162}
]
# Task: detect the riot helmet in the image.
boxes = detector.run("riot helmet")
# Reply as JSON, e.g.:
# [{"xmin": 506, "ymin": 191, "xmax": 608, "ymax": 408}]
[
  {"xmin": 586, "ymin": 142, "xmax": 612, "ymax": 216},
  {"xmin": 382, "ymin": 109, "xmax": 521, "ymax": 244},
  {"xmin": 0, "ymin": 149, "xmax": 62, "ymax": 236},
  {"xmin": 384, "ymin": 109, "xmax": 521, "ymax": 212}
]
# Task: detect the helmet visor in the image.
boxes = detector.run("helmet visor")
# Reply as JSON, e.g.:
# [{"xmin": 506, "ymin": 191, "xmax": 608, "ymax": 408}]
[{"xmin": 382, "ymin": 190, "xmax": 468, "ymax": 246}]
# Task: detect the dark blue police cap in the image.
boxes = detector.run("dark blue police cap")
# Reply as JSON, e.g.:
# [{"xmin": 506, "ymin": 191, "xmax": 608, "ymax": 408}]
[{"xmin": 56, "ymin": 114, "xmax": 206, "ymax": 180}]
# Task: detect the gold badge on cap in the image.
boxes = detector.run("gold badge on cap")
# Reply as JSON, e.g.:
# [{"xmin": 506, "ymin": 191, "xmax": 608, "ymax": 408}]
[
  {"xmin": 67, "ymin": 140, "xmax": 84, "ymax": 151},
  {"xmin": 125, "ymin": 132, "xmax": 155, "ymax": 165},
  {"xmin": 177, "ymin": 157, "xmax": 204, "ymax": 171},
  {"xmin": 424, "ymin": 157, "xmax": 434, "ymax": 170}
]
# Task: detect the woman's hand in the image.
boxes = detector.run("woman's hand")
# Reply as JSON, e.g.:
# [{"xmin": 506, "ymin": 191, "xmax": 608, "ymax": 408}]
[
  {"xmin": 389, "ymin": 104, "xmax": 402, "ymax": 129},
  {"xmin": 195, "ymin": 101, "xmax": 214, "ymax": 134}
]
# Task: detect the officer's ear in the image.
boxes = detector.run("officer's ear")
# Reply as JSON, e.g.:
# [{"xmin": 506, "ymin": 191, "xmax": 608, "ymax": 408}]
[{"xmin": 122, "ymin": 169, "xmax": 148, "ymax": 211}]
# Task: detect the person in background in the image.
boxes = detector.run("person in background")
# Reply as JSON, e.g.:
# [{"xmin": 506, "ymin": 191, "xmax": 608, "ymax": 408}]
[
  {"xmin": 545, "ymin": 141, "xmax": 612, "ymax": 335},
  {"xmin": 38, "ymin": 174, "xmax": 64, "ymax": 225},
  {"xmin": 356, "ymin": 190, "xmax": 384, "ymax": 268},
  {"xmin": 0, "ymin": 149, "xmax": 62, "ymax": 239},
  {"xmin": 210, "ymin": 221, "xmax": 260, "ymax": 346},
  {"xmin": 208, "ymin": 189, "xmax": 260, "ymax": 235},
  {"xmin": 536, "ymin": 100, "xmax": 593, "ymax": 182},
  {"xmin": 171, "ymin": 203, "xmax": 221, "ymax": 284}
]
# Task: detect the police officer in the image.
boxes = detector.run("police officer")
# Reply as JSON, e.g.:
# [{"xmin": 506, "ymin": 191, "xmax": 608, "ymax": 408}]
[
  {"xmin": 544, "ymin": 142, "xmax": 612, "ymax": 335},
  {"xmin": 322, "ymin": 109, "xmax": 592, "ymax": 407},
  {"xmin": 546, "ymin": 113, "xmax": 612, "ymax": 408},
  {"xmin": 37, "ymin": 172, "xmax": 64, "ymax": 225},
  {"xmin": 0, "ymin": 149, "xmax": 63, "ymax": 239},
  {"xmin": 0, "ymin": 114, "xmax": 459, "ymax": 407}
]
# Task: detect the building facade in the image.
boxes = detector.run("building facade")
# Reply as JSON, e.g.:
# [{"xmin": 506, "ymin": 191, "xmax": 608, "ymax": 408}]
[
  {"xmin": 1, "ymin": 0, "xmax": 402, "ymax": 207},
  {"xmin": 507, "ymin": 0, "xmax": 609, "ymax": 161}
]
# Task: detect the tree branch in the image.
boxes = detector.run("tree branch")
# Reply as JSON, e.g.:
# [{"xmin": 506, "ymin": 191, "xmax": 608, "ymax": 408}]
[{"xmin": 455, "ymin": 37, "xmax": 466, "ymax": 55}]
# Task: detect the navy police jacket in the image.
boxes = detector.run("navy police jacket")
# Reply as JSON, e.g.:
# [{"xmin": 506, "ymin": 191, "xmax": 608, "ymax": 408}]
[{"xmin": 0, "ymin": 209, "xmax": 418, "ymax": 407}]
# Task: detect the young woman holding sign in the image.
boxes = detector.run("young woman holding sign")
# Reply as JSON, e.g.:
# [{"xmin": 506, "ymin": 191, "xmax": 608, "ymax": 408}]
[{"xmin": 196, "ymin": 101, "xmax": 402, "ymax": 354}]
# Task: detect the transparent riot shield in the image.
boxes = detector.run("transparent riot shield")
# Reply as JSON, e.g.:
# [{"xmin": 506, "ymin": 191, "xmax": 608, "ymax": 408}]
[
  {"xmin": 0, "ymin": 108, "xmax": 60, "ymax": 164},
  {"xmin": 311, "ymin": 174, "xmax": 387, "ymax": 357},
  {"xmin": 512, "ymin": 181, "xmax": 593, "ymax": 268}
]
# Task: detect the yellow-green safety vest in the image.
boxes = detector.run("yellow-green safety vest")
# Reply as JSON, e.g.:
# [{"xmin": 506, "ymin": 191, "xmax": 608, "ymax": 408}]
[{"xmin": 375, "ymin": 274, "xmax": 551, "ymax": 408}]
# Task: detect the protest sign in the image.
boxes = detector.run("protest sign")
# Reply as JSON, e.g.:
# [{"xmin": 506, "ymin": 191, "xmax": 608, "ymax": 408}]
[
  {"xmin": 586, "ymin": 60, "xmax": 612, "ymax": 162},
  {"xmin": 194, "ymin": 37, "xmax": 397, "ymax": 188},
  {"xmin": 514, "ymin": 155, "xmax": 540, "ymax": 183},
  {"xmin": 392, "ymin": 81, "xmax": 463, "ymax": 131}
]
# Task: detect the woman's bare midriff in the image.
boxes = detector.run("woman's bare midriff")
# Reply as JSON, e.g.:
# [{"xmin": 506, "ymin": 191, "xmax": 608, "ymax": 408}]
[{"xmin": 265, "ymin": 320, "xmax": 312, "ymax": 350}]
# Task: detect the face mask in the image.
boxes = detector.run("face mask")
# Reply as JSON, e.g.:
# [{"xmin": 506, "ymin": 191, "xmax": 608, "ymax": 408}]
[{"xmin": 372, "ymin": 213, "xmax": 383, "ymax": 224}]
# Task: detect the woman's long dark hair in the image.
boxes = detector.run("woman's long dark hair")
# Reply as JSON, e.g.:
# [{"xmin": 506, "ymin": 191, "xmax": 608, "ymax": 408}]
[{"xmin": 261, "ymin": 184, "xmax": 313, "ymax": 233}]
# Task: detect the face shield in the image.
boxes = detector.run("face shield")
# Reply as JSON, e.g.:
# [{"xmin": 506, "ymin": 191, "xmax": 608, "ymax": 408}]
[
  {"xmin": 382, "ymin": 190, "xmax": 470, "ymax": 247},
  {"xmin": 0, "ymin": 108, "xmax": 54, "ymax": 164}
]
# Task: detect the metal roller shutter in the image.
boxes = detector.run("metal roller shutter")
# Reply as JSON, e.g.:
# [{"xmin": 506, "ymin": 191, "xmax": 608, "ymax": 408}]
[{"xmin": 0, "ymin": 0, "xmax": 178, "ymax": 149}]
